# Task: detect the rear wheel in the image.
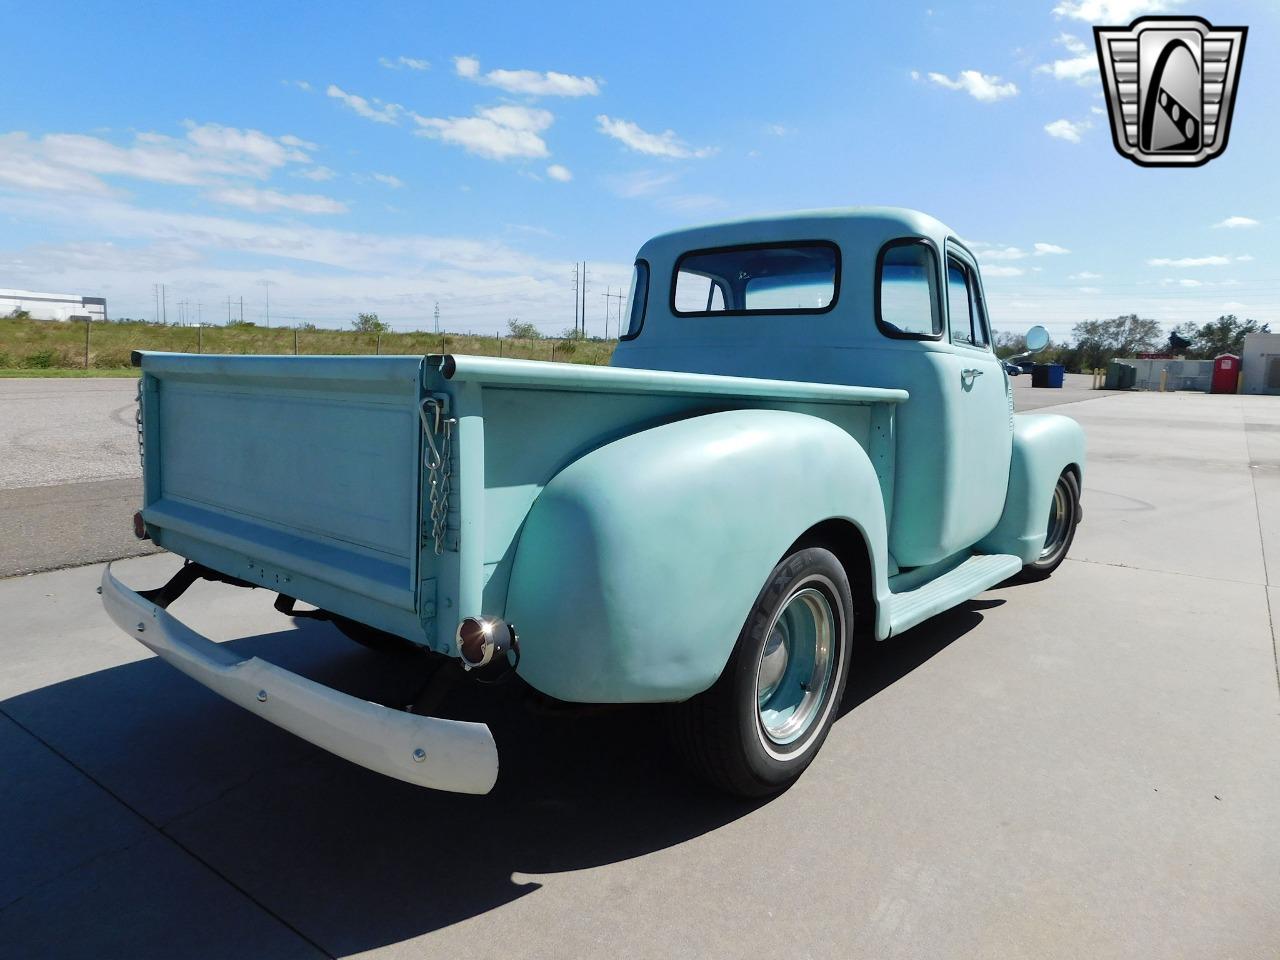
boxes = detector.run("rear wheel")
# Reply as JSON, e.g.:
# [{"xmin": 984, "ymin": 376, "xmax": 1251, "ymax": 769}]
[
  {"xmin": 668, "ymin": 546, "xmax": 853, "ymax": 798},
  {"xmin": 1020, "ymin": 470, "xmax": 1080, "ymax": 580}
]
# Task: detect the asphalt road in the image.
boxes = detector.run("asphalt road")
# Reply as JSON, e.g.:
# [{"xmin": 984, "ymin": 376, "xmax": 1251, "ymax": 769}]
[
  {"xmin": 0, "ymin": 378, "xmax": 159, "ymax": 577},
  {"xmin": 0, "ymin": 379, "xmax": 1277, "ymax": 958}
]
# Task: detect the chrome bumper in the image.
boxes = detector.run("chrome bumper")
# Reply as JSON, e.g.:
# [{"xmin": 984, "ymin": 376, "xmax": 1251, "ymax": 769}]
[{"xmin": 100, "ymin": 564, "xmax": 498, "ymax": 795}]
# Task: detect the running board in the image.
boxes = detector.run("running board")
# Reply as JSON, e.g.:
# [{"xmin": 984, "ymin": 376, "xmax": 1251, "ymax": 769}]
[{"xmin": 885, "ymin": 554, "xmax": 1022, "ymax": 637}]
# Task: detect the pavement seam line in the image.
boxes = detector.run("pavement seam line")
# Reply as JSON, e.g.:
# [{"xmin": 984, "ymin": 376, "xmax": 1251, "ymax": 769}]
[
  {"xmin": 1240, "ymin": 399, "xmax": 1280, "ymax": 702},
  {"xmin": 1064, "ymin": 556, "xmax": 1265, "ymax": 588},
  {"xmin": 0, "ymin": 703, "xmax": 335, "ymax": 960}
]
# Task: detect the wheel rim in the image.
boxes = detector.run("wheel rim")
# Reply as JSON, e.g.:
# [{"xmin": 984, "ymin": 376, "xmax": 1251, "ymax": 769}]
[
  {"xmin": 755, "ymin": 585, "xmax": 837, "ymax": 746},
  {"xmin": 1040, "ymin": 479, "xmax": 1072, "ymax": 561}
]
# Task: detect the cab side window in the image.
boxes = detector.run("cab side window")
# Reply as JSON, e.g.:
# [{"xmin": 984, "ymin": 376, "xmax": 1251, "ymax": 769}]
[
  {"xmin": 876, "ymin": 239, "xmax": 941, "ymax": 339},
  {"xmin": 946, "ymin": 255, "xmax": 989, "ymax": 349}
]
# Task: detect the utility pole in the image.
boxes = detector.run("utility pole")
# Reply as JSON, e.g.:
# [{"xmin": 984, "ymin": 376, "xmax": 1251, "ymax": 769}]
[
  {"xmin": 433, "ymin": 301, "xmax": 440, "ymax": 334},
  {"xmin": 153, "ymin": 284, "xmax": 161, "ymax": 324},
  {"xmin": 601, "ymin": 287, "xmax": 624, "ymax": 340},
  {"xmin": 197, "ymin": 301, "xmax": 203, "ymax": 326},
  {"xmin": 227, "ymin": 296, "xmax": 233, "ymax": 325},
  {"xmin": 161, "ymin": 284, "xmax": 167, "ymax": 325},
  {"xmin": 580, "ymin": 261, "xmax": 589, "ymax": 337},
  {"xmin": 258, "ymin": 279, "xmax": 272, "ymax": 328},
  {"xmin": 572, "ymin": 264, "xmax": 579, "ymax": 335},
  {"xmin": 239, "ymin": 296, "xmax": 244, "ymax": 324}
]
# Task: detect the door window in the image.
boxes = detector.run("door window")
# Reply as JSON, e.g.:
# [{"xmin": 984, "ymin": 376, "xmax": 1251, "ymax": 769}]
[{"xmin": 946, "ymin": 255, "xmax": 990, "ymax": 349}]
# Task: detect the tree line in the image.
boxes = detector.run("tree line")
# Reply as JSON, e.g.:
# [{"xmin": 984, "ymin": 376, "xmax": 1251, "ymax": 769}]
[{"xmin": 995, "ymin": 314, "xmax": 1270, "ymax": 371}]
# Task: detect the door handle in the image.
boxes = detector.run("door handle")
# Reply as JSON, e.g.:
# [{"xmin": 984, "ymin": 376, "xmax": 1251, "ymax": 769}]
[{"xmin": 962, "ymin": 368, "xmax": 984, "ymax": 379}]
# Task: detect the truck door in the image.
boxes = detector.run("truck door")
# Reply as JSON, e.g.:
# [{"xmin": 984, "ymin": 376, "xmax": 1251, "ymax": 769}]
[{"xmin": 943, "ymin": 243, "xmax": 1011, "ymax": 539}]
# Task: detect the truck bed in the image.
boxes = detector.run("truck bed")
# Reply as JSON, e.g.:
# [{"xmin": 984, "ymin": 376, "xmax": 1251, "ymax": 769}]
[{"xmin": 135, "ymin": 352, "xmax": 906, "ymax": 653}]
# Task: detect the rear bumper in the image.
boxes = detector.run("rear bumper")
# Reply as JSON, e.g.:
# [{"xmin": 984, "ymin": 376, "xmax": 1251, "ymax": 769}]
[{"xmin": 99, "ymin": 564, "xmax": 498, "ymax": 795}]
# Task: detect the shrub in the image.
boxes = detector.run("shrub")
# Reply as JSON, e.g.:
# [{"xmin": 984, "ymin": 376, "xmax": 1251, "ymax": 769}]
[
  {"xmin": 91, "ymin": 347, "xmax": 134, "ymax": 369},
  {"xmin": 0, "ymin": 351, "xmax": 13, "ymax": 368},
  {"xmin": 507, "ymin": 318, "xmax": 541, "ymax": 339},
  {"xmin": 22, "ymin": 349, "xmax": 58, "ymax": 369}
]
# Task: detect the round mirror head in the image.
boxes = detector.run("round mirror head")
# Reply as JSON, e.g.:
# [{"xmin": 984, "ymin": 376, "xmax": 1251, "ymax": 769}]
[{"xmin": 1025, "ymin": 325, "xmax": 1050, "ymax": 353}]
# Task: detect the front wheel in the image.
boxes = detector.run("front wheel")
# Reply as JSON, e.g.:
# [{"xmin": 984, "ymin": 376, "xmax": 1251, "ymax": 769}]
[
  {"xmin": 1020, "ymin": 470, "xmax": 1081, "ymax": 580},
  {"xmin": 668, "ymin": 546, "xmax": 853, "ymax": 798}
]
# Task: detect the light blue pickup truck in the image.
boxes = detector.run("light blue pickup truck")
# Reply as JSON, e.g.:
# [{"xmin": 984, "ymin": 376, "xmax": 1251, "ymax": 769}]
[{"xmin": 102, "ymin": 207, "xmax": 1084, "ymax": 798}]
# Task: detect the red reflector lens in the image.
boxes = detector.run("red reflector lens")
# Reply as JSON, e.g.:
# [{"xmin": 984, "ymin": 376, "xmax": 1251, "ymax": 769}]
[{"xmin": 132, "ymin": 511, "xmax": 149, "ymax": 540}]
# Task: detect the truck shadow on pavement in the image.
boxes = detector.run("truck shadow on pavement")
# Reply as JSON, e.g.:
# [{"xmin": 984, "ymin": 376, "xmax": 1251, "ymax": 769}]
[{"xmin": 1, "ymin": 599, "xmax": 994, "ymax": 958}]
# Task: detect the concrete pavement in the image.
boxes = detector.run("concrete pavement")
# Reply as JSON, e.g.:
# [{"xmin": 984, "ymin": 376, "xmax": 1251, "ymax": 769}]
[
  {"xmin": 1, "ymin": 384, "xmax": 1278, "ymax": 959},
  {"xmin": 0, "ymin": 379, "xmax": 159, "ymax": 576}
]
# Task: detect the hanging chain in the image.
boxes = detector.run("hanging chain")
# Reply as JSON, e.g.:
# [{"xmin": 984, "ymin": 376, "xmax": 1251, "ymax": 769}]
[
  {"xmin": 420, "ymin": 398, "xmax": 455, "ymax": 556},
  {"xmin": 135, "ymin": 376, "xmax": 146, "ymax": 469}
]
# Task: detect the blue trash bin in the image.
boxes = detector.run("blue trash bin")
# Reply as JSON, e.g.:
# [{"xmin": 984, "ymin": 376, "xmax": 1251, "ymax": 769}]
[{"xmin": 1032, "ymin": 363, "xmax": 1065, "ymax": 388}]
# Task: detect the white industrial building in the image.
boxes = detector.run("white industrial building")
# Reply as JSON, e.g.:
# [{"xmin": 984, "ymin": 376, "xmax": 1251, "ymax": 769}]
[
  {"xmin": 1241, "ymin": 332, "xmax": 1280, "ymax": 396},
  {"xmin": 0, "ymin": 289, "xmax": 108, "ymax": 322}
]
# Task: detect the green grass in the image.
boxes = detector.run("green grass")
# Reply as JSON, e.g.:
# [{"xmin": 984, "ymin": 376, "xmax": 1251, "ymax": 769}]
[
  {"xmin": 0, "ymin": 317, "xmax": 617, "ymax": 372},
  {"xmin": 0, "ymin": 368, "xmax": 140, "ymax": 378}
]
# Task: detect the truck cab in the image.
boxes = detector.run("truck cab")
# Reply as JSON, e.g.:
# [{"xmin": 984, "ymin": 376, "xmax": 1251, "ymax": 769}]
[{"xmin": 612, "ymin": 208, "xmax": 1013, "ymax": 571}]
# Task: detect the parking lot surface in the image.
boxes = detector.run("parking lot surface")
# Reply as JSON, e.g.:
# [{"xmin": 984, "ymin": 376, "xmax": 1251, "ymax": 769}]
[
  {"xmin": 0, "ymin": 379, "xmax": 160, "ymax": 577},
  {"xmin": 1, "ymin": 383, "xmax": 1277, "ymax": 959}
]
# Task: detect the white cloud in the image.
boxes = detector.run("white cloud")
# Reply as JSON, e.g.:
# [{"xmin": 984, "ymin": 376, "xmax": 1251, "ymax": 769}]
[
  {"xmin": 379, "ymin": 55, "xmax": 429, "ymax": 71},
  {"xmin": 980, "ymin": 246, "xmax": 1027, "ymax": 261},
  {"xmin": 1045, "ymin": 118, "xmax": 1090, "ymax": 142},
  {"xmin": 452, "ymin": 55, "xmax": 600, "ymax": 97},
  {"xmin": 608, "ymin": 170, "xmax": 680, "ymax": 198},
  {"xmin": 285, "ymin": 80, "xmax": 312, "ymax": 92},
  {"xmin": 1147, "ymin": 255, "xmax": 1230, "ymax": 267},
  {"xmin": 1214, "ymin": 216, "xmax": 1259, "ymax": 229},
  {"xmin": 0, "ymin": 191, "xmax": 636, "ymax": 333},
  {"xmin": 1034, "ymin": 242, "xmax": 1070, "ymax": 255},
  {"xmin": 1077, "ymin": 286, "xmax": 1101, "ymax": 294},
  {"xmin": 296, "ymin": 165, "xmax": 336, "ymax": 182},
  {"xmin": 0, "ymin": 134, "xmax": 115, "ymax": 194},
  {"xmin": 1053, "ymin": 1, "xmax": 1182, "ymax": 22},
  {"xmin": 1035, "ymin": 35, "xmax": 1098, "ymax": 84},
  {"xmin": 326, "ymin": 84, "xmax": 404, "ymax": 124},
  {"xmin": 595, "ymin": 115, "xmax": 715, "ymax": 158},
  {"xmin": 414, "ymin": 105, "xmax": 553, "ymax": 160},
  {"xmin": 206, "ymin": 187, "xmax": 348, "ymax": 214},
  {"xmin": 0, "ymin": 124, "xmax": 317, "ymax": 195},
  {"xmin": 546, "ymin": 164, "xmax": 572, "ymax": 182},
  {"xmin": 921, "ymin": 70, "xmax": 1018, "ymax": 102},
  {"xmin": 1069, "ymin": 271, "xmax": 1102, "ymax": 279},
  {"xmin": 370, "ymin": 173, "xmax": 404, "ymax": 188},
  {"xmin": 982, "ymin": 265, "xmax": 1025, "ymax": 277},
  {"xmin": 1235, "ymin": 254, "xmax": 1254, "ymax": 262},
  {"xmin": 765, "ymin": 123, "xmax": 792, "ymax": 136}
]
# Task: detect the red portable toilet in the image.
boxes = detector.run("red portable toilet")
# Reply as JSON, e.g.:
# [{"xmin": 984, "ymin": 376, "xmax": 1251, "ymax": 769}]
[{"xmin": 1211, "ymin": 354, "xmax": 1240, "ymax": 394}]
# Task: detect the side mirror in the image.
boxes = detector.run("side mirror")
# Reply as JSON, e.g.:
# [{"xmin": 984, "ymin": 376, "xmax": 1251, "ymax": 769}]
[{"xmin": 1025, "ymin": 325, "xmax": 1050, "ymax": 354}]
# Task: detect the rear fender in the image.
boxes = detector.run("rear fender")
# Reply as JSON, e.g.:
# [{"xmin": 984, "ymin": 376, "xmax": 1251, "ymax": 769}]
[
  {"xmin": 505, "ymin": 408, "xmax": 891, "ymax": 703},
  {"xmin": 978, "ymin": 413, "xmax": 1086, "ymax": 564}
]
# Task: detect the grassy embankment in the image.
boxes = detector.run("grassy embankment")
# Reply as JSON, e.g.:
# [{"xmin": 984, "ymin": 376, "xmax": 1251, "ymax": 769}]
[{"xmin": 0, "ymin": 317, "xmax": 616, "ymax": 376}]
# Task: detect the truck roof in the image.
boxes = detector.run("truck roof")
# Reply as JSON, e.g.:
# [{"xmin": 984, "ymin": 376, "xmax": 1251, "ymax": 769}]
[{"xmin": 638, "ymin": 206, "xmax": 955, "ymax": 257}]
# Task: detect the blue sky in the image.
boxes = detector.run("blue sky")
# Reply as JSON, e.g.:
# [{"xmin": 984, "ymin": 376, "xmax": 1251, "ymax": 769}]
[{"xmin": 1, "ymin": 0, "xmax": 1275, "ymax": 340}]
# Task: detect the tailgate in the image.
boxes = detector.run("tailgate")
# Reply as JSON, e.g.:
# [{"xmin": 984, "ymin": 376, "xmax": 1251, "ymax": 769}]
[{"xmin": 137, "ymin": 354, "xmax": 427, "ymax": 631}]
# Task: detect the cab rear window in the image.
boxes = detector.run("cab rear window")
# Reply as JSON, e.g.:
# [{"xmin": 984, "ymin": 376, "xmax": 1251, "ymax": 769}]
[{"xmin": 672, "ymin": 242, "xmax": 839, "ymax": 316}]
